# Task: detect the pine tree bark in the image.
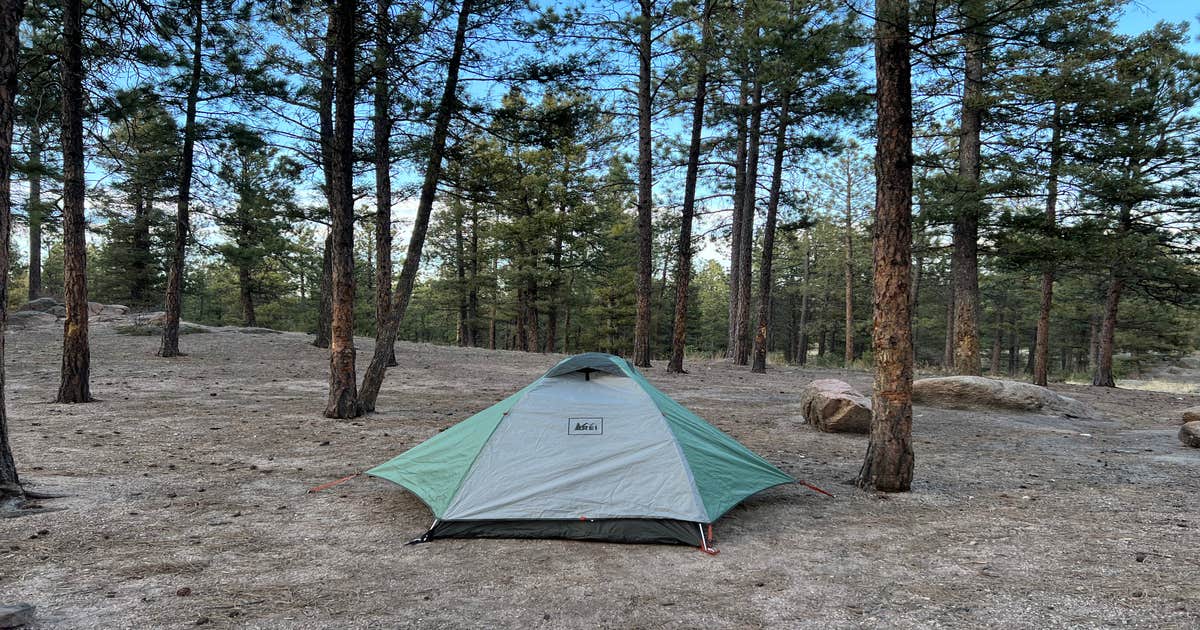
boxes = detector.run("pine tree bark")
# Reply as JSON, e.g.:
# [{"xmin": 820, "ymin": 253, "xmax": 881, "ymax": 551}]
[
  {"xmin": 26, "ymin": 121, "xmax": 41, "ymax": 301},
  {"xmin": 857, "ymin": 0, "xmax": 914, "ymax": 493},
  {"xmin": 632, "ymin": 0, "xmax": 654, "ymax": 368},
  {"xmin": 942, "ymin": 284, "xmax": 954, "ymax": 369},
  {"xmin": 313, "ymin": 9, "xmax": 336, "ymax": 350},
  {"xmin": 1, "ymin": 0, "xmax": 27, "ymax": 501},
  {"xmin": 1092, "ymin": 274, "xmax": 1122, "ymax": 387},
  {"xmin": 734, "ymin": 79, "xmax": 762, "ymax": 366},
  {"xmin": 1033, "ymin": 102, "xmax": 1062, "ymax": 386},
  {"xmin": 314, "ymin": 233, "xmax": 333, "ymax": 348},
  {"xmin": 667, "ymin": 0, "xmax": 711, "ymax": 374},
  {"xmin": 238, "ymin": 263, "xmax": 256, "ymax": 327},
  {"xmin": 373, "ymin": 0, "xmax": 397, "ymax": 367},
  {"xmin": 843, "ymin": 156, "xmax": 855, "ymax": 367},
  {"xmin": 324, "ymin": 0, "xmax": 360, "ymax": 419},
  {"xmin": 990, "ymin": 304, "xmax": 1003, "ymax": 375},
  {"xmin": 727, "ymin": 79, "xmax": 748, "ymax": 359},
  {"xmin": 56, "ymin": 0, "xmax": 90, "ymax": 403},
  {"xmin": 160, "ymin": 0, "xmax": 203, "ymax": 358},
  {"xmin": 751, "ymin": 91, "xmax": 790, "ymax": 374},
  {"xmin": 130, "ymin": 189, "xmax": 151, "ymax": 305},
  {"xmin": 358, "ymin": 0, "xmax": 474, "ymax": 412},
  {"xmin": 796, "ymin": 238, "xmax": 811, "ymax": 366},
  {"xmin": 951, "ymin": 13, "xmax": 985, "ymax": 376}
]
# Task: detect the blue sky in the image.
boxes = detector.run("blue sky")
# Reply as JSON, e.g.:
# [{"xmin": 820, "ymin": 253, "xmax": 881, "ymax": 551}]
[{"xmin": 1118, "ymin": 0, "xmax": 1199, "ymax": 48}]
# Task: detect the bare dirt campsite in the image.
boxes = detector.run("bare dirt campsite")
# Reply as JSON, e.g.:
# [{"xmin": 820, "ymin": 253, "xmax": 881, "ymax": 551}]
[{"xmin": 2, "ymin": 321, "xmax": 1197, "ymax": 629}]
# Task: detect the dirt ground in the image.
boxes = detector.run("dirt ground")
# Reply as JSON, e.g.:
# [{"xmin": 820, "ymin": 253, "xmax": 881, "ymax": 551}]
[{"xmin": 1, "ymin": 321, "xmax": 1198, "ymax": 629}]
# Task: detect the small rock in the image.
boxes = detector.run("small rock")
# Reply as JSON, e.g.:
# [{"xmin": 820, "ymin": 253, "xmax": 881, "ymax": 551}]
[
  {"xmin": 176, "ymin": 587, "xmax": 192, "ymax": 597},
  {"xmin": 1179, "ymin": 422, "xmax": 1200, "ymax": 448},
  {"xmin": 0, "ymin": 603, "xmax": 35, "ymax": 628}
]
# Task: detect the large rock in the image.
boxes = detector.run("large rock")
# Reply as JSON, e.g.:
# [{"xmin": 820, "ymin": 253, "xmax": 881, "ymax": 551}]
[
  {"xmin": 913, "ymin": 376, "xmax": 1094, "ymax": 418},
  {"xmin": 17, "ymin": 297, "xmax": 59, "ymax": 312},
  {"xmin": 1181, "ymin": 407, "xmax": 1200, "ymax": 423},
  {"xmin": 7, "ymin": 311, "xmax": 56, "ymax": 329},
  {"xmin": 0, "ymin": 603, "xmax": 35, "ymax": 628},
  {"xmin": 1181, "ymin": 422, "xmax": 1200, "ymax": 448},
  {"xmin": 800, "ymin": 379, "xmax": 872, "ymax": 434},
  {"xmin": 135, "ymin": 311, "xmax": 167, "ymax": 326}
]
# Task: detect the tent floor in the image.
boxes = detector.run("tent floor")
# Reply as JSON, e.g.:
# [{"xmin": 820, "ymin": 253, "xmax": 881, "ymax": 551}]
[{"xmin": 424, "ymin": 518, "xmax": 706, "ymax": 546}]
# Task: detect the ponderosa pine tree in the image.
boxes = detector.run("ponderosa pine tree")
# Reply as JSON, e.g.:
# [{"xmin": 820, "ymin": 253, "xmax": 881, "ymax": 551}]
[
  {"xmin": 324, "ymin": 0, "xmax": 359, "ymax": 419},
  {"xmin": 0, "ymin": 0, "xmax": 26, "ymax": 503},
  {"xmin": 160, "ymin": 0, "xmax": 204, "ymax": 357},
  {"xmin": 858, "ymin": 0, "xmax": 914, "ymax": 492},
  {"xmin": 667, "ymin": 0, "xmax": 713, "ymax": 374},
  {"xmin": 373, "ymin": 0, "xmax": 398, "ymax": 367},
  {"xmin": 56, "ymin": 0, "xmax": 91, "ymax": 403},
  {"xmin": 1079, "ymin": 25, "xmax": 1200, "ymax": 387},
  {"xmin": 632, "ymin": 0, "xmax": 654, "ymax": 367},
  {"xmin": 358, "ymin": 0, "xmax": 475, "ymax": 413}
]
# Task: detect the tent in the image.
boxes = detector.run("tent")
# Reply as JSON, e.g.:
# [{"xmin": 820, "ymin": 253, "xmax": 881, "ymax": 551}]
[{"xmin": 366, "ymin": 352, "xmax": 794, "ymax": 549}]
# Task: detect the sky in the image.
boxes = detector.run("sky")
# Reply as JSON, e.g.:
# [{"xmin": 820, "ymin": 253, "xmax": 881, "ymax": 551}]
[
  {"xmin": 10, "ymin": 1, "xmax": 1200, "ymax": 270},
  {"xmin": 1117, "ymin": 0, "xmax": 1199, "ymax": 48}
]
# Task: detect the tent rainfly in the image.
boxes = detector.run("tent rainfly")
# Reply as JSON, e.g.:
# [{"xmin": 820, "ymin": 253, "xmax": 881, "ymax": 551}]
[{"xmin": 366, "ymin": 352, "xmax": 795, "ymax": 550}]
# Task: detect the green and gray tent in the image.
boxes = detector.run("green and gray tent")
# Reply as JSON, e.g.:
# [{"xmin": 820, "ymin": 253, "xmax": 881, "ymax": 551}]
[{"xmin": 367, "ymin": 352, "xmax": 793, "ymax": 548}]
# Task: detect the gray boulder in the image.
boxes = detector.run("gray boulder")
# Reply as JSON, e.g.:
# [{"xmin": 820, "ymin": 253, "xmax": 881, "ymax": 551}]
[
  {"xmin": 7, "ymin": 311, "xmax": 56, "ymax": 329},
  {"xmin": 17, "ymin": 297, "xmax": 59, "ymax": 312},
  {"xmin": 800, "ymin": 379, "xmax": 872, "ymax": 434},
  {"xmin": 913, "ymin": 376, "xmax": 1095, "ymax": 418},
  {"xmin": 0, "ymin": 603, "xmax": 34, "ymax": 628},
  {"xmin": 1181, "ymin": 422, "xmax": 1200, "ymax": 448},
  {"xmin": 135, "ymin": 311, "xmax": 167, "ymax": 326}
]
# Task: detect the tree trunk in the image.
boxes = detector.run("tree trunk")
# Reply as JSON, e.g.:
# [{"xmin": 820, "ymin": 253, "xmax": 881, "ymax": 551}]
[
  {"xmin": 1, "ymin": 0, "xmax": 27, "ymax": 501},
  {"xmin": 735, "ymin": 79, "xmax": 762, "ymax": 366},
  {"xmin": 314, "ymin": 233, "xmax": 333, "ymax": 348},
  {"xmin": 358, "ymin": 0, "xmax": 474, "ymax": 413},
  {"xmin": 56, "ymin": 0, "xmax": 90, "ymax": 403},
  {"xmin": 909, "ymin": 236, "xmax": 922, "ymax": 361},
  {"xmin": 455, "ymin": 202, "xmax": 469, "ymax": 347},
  {"xmin": 727, "ymin": 79, "xmax": 749, "ymax": 360},
  {"xmin": 130, "ymin": 188, "xmax": 150, "ymax": 305},
  {"xmin": 942, "ymin": 286, "xmax": 954, "ymax": 369},
  {"xmin": 374, "ymin": 0, "xmax": 397, "ymax": 367},
  {"xmin": 1092, "ymin": 274, "xmax": 1122, "ymax": 387},
  {"xmin": 324, "ymin": 0, "xmax": 360, "ymax": 419},
  {"xmin": 467, "ymin": 204, "xmax": 480, "ymax": 347},
  {"xmin": 857, "ymin": 0, "xmax": 914, "ymax": 493},
  {"xmin": 667, "ymin": 0, "xmax": 711, "ymax": 374},
  {"xmin": 26, "ymin": 121, "xmax": 41, "ymax": 301},
  {"xmin": 1087, "ymin": 313, "xmax": 1098, "ymax": 372},
  {"xmin": 990, "ymin": 305, "xmax": 1003, "ymax": 375},
  {"xmin": 1008, "ymin": 309, "xmax": 1019, "ymax": 376},
  {"xmin": 1032, "ymin": 101, "xmax": 1062, "ymax": 386},
  {"xmin": 159, "ymin": 0, "xmax": 203, "ymax": 358},
  {"xmin": 238, "ymin": 264, "xmax": 256, "ymax": 327},
  {"xmin": 843, "ymin": 156, "xmax": 855, "ymax": 367},
  {"xmin": 312, "ymin": 7, "xmax": 337, "ymax": 350},
  {"xmin": 951, "ymin": 15, "xmax": 985, "ymax": 376},
  {"xmin": 797, "ymin": 238, "xmax": 811, "ymax": 366},
  {"xmin": 632, "ymin": 0, "xmax": 654, "ymax": 368},
  {"xmin": 751, "ymin": 91, "xmax": 790, "ymax": 374}
]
